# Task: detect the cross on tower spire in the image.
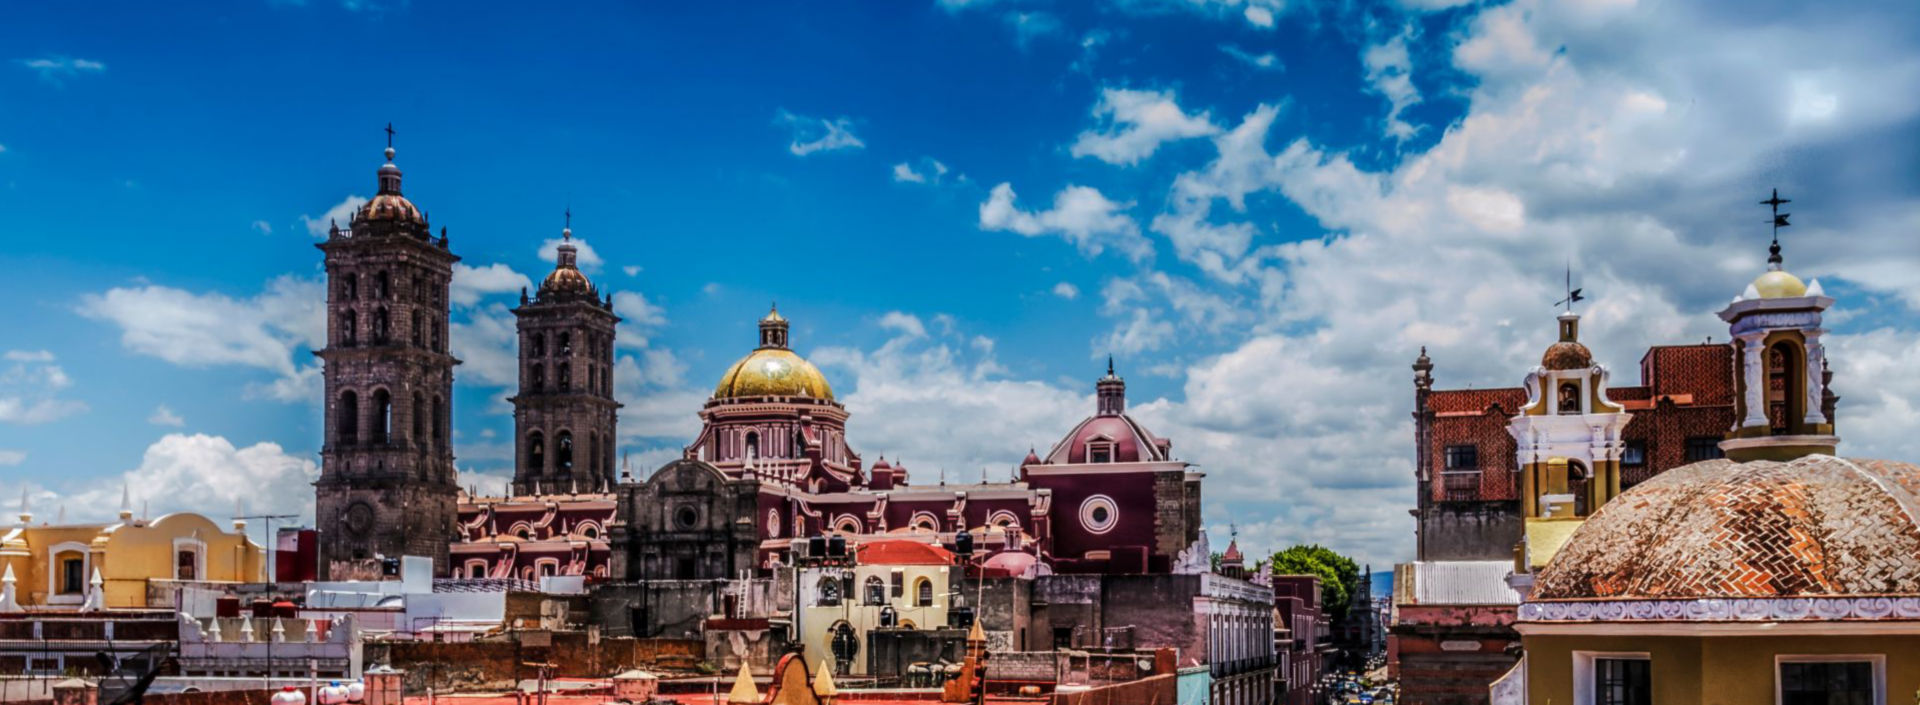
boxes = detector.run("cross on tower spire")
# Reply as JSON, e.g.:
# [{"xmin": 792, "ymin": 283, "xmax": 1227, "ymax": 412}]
[
  {"xmin": 1761, "ymin": 188, "xmax": 1791, "ymax": 268},
  {"xmin": 385, "ymin": 122, "xmax": 396, "ymax": 149}
]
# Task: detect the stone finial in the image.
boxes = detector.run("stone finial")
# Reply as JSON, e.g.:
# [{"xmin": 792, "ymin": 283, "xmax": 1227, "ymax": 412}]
[
  {"xmin": 240, "ymin": 616, "xmax": 257, "ymax": 642},
  {"xmin": 0, "ymin": 564, "xmax": 21, "ymax": 613},
  {"xmin": 812, "ymin": 660, "xmax": 839, "ymax": 700},
  {"xmin": 726, "ymin": 662, "xmax": 759, "ymax": 704},
  {"xmin": 80, "ymin": 568, "xmax": 105, "ymax": 612},
  {"xmin": 272, "ymin": 617, "xmax": 287, "ymax": 643}
]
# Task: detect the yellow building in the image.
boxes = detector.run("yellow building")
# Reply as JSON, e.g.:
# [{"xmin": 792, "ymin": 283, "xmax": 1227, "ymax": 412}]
[
  {"xmin": 0, "ymin": 499, "xmax": 265, "ymax": 609},
  {"xmin": 1494, "ymin": 231, "xmax": 1920, "ymax": 704},
  {"xmin": 798, "ymin": 539, "xmax": 956, "ymax": 676}
]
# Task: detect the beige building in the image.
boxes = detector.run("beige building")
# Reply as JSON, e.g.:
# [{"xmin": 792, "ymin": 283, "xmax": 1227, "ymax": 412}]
[
  {"xmin": 798, "ymin": 538, "xmax": 956, "ymax": 676},
  {"xmin": 0, "ymin": 499, "xmax": 265, "ymax": 610}
]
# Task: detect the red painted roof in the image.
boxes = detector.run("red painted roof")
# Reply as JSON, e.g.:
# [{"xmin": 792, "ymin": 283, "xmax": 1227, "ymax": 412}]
[{"xmin": 856, "ymin": 539, "xmax": 955, "ymax": 566}]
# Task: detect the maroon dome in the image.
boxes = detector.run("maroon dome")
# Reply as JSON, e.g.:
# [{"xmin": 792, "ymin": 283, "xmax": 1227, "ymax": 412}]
[{"xmin": 1044, "ymin": 414, "xmax": 1170, "ymax": 464}]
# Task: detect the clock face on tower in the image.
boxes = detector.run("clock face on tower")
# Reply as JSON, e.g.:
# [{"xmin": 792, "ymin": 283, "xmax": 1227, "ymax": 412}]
[{"xmin": 345, "ymin": 502, "xmax": 375, "ymax": 537}]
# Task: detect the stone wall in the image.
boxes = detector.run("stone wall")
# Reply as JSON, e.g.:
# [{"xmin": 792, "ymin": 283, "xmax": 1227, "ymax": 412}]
[
  {"xmin": 364, "ymin": 634, "xmax": 703, "ymax": 691},
  {"xmin": 1416, "ymin": 502, "xmax": 1522, "ymax": 562}
]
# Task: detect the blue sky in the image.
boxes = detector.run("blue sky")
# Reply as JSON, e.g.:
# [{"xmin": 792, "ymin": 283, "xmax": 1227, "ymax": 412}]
[{"xmin": 3, "ymin": 0, "xmax": 1917, "ymax": 566}]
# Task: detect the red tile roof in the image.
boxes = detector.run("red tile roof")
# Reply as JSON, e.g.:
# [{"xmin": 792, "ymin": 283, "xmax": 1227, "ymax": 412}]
[{"xmin": 856, "ymin": 539, "xmax": 955, "ymax": 566}]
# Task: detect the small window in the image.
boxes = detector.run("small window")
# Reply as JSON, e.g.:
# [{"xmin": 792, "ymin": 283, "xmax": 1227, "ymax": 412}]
[
  {"xmin": 915, "ymin": 578, "xmax": 934, "ymax": 607},
  {"xmin": 1594, "ymin": 657, "xmax": 1651, "ymax": 705},
  {"xmin": 1444, "ymin": 445, "xmax": 1478, "ymax": 470},
  {"xmin": 60, "ymin": 556, "xmax": 86, "ymax": 594},
  {"xmin": 1780, "ymin": 659, "xmax": 1878, "ymax": 705},
  {"xmin": 1087, "ymin": 441, "xmax": 1114, "ymax": 464},
  {"xmin": 865, "ymin": 576, "xmax": 887, "ymax": 605},
  {"xmin": 1621, "ymin": 441, "xmax": 1647, "ymax": 466},
  {"xmin": 1443, "ymin": 473, "xmax": 1479, "ymax": 502},
  {"xmin": 816, "ymin": 576, "xmax": 841, "ymax": 607},
  {"xmin": 1685, "ymin": 436, "xmax": 1725, "ymax": 462},
  {"xmin": 176, "ymin": 550, "xmax": 197, "ymax": 581},
  {"xmin": 1558, "ymin": 381, "xmax": 1584, "ymax": 415}
]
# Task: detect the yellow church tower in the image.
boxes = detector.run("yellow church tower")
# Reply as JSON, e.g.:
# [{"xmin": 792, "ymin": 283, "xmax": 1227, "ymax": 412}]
[{"xmin": 1717, "ymin": 189, "xmax": 1838, "ymax": 462}]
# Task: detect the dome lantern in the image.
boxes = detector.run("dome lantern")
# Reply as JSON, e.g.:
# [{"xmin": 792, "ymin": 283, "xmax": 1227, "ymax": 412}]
[{"xmin": 1717, "ymin": 189, "xmax": 1837, "ymax": 462}]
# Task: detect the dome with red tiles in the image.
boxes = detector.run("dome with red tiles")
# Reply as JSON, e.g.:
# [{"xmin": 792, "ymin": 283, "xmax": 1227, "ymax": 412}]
[{"xmin": 1534, "ymin": 455, "xmax": 1920, "ymax": 600}]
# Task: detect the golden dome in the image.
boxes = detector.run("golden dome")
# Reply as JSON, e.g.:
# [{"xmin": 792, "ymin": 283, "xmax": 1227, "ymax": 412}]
[
  {"xmin": 1750, "ymin": 269, "xmax": 1807, "ymax": 299},
  {"xmin": 541, "ymin": 265, "xmax": 592, "ymax": 295},
  {"xmin": 714, "ymin": 348, "xmax": 834, "ymax": 400},
  {"xmin": 357, "ymin": 192, "xmax": 425, "ymax": 225}
]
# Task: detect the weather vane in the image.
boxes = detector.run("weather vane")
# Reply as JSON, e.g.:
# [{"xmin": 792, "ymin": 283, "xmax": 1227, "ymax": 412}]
[
  {"xmin": 1554, "ymin": 262, "xmax": 1584, "ymax": 312},
  {"xmin": 1761, "ymin": 188, "xmax": 1791, "ymax": 266}
]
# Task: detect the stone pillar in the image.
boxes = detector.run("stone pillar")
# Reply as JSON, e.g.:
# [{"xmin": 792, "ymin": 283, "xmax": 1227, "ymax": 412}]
[
  {"xmin": 1737, "ymin": 332, "xmax": 1769, "ymax": 430},
  {"xmin": 363, "ymin": 666, "xmax": 405, "ymax": 705},
  {"xmin": 1520, "ymin": 462, "xmax": 1537, "ymax": 518},
  {"xmin": 1804, "ymin": 330, "xmax": 1827, "ymax": 426}
]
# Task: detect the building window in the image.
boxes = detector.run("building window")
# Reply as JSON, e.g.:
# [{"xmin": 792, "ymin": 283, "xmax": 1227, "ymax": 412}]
[
  {"xmin": 1779, "ymin": 657, "xmax": 1881, "ymax": 705},
  {"xmin": 371, "ymin": 389, "xmax": 392, "ymax": 444},
  {"xmin": 1685, "ymin": 436, "xmax": 1725, "ymax": 462},
  {"xmin": 1442, "ymin": 472, "xmax": 1479, "ymax": 502},
  {"xmin": 915, "ymin": 578, "xmax": 934, "ymax": 607},
  {"xmin": 1087, "ymin": 440, "xmax": 1115, "ymax": 463},
  {"xmin": 1621, "ymin": 441, "xmax": 1647, "ymax": 466},
  {"xmin": 176, "ymin": 549, "xmax": 198, "ymax": 581},
  {"xmin": 1595, "ymin": 657, "xmax": 1651, "ymax": 705},
  {"xmin": 674, "ymin": 505, "xmax": 699, "ymax": 530},
  {"xmin": 528, "ymin": 431, "xmax": 546, "ymax": 473},
  {"xmin": 340, "ymin": 310, "xmax": 358, "ymax": 346},
  {"xmin": 1444, "ymin": 445, "xmax": 1478, "ymax": 470},
  {"xmin": 1080, "ymin": 495, "xmax": 1119, "ymax": 534},
  {"xmin": 556, "ymin": 431, "xmax": 574, "ymax": 471},
  {"xmin": 1558, "ymin": 381, "xmax": 1583, "ymax": 415},
  {"xmin": 865, "ymin": 576, "xmax": 887, "ymax": 606},
  {"xmin": 338, "ymin": 391, "xmax": 360, "ymax": 444},
  {"xmin": 60, "ymin": 555, "xmax": 86, "ymax": 594},
  {"xmin": 816, "ymin": 576, "xmax": 841, "ymax": 607}
]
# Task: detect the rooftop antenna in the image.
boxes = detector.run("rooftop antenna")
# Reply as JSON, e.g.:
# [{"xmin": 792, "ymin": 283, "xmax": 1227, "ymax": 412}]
[
  {"xmin": 1553, "ymin": 261, "xmax": 1584, "ymax": 312},
  {"xmin": 1761, "ymin": 188, "xmax": 1791, "ymax": 269}
]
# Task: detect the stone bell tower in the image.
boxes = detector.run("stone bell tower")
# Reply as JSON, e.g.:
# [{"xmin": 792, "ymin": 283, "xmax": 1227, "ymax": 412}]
[
  {"xmin": 1718, "ymin": 190, "xmax": 1839, "ymax": 462},
  {"xmin": 510, "ymin": 214, "xmax": 622, "ymax": 495},
  {"xmin": 314, "ymin": 127, "xmax": 461, "ymax": 578}
]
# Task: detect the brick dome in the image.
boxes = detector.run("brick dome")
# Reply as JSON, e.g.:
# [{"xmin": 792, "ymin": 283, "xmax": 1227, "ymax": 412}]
[
  {"xmin": 1540, "ymin": 340, "xmax": 1593, "ymax": 371},
  {"xmin": 1534, "ymin": 455, "xmax": 1920, "ymax": 600}
]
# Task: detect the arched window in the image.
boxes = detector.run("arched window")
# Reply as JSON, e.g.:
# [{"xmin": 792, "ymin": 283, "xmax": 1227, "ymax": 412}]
[
  {"xmin": 341, "ymin": 310, "xmax": 358, "ymax": 346},
  {"xmin": 603, "ymin": 366, "xmax": 612, "ymax": 396},
  {"xmin": 1557, "ymin": 382, "xmax": 1582, "ymax": 415},
  {"xmin": 411, "ymin": 310, "xmax": 425, "ymax": 346},
  {"xmin": 341, "ymin": 274, "xmax": 357, "ymax": 302},
  {"xmin": 556, "ymin": 431, "xmax": 574, "ymax": 472},
  {"xmin": 1767, "ymin": 341, "xmax": 1805, "ymax": 434},
  {"xmin": 559, "ymin": 363, "xmax": 571, "ymax": 391},
  {"xmin": 528, "ymin": 431, "xmax": 546, "ymax": 474},
  {"xmin": 431, "ymin": 320, "xmax": 442, "ymax": 352},
  {"xmin": 745, "ymin": 431, "xmax": 759, "ymax": 460},
  {"xmin": 432, "ymin": 396, "xmax": 446, "ymax": 450},
  {"xmin": 373, "ymin": 308, "xmax": 390, "ymax": 344},
  {"xmin": 588, "ymin": 366, "xmax": 597, "ymax": 395},
  {"xmin": 412, "ymin": 392, "xmax": 426, "ymax": 443},
  {"xmin": 915, "ymin": 578, "xmax": 933, "ymax": 607},
  {"xmin": 338, "ymin": 391, "xmax": 360, "ymax": 444},
  {"xmin": 531, "ymin": 333, "xmax": 546, "ymax": 357},
  {"xmin": 531, "ymin": 364, "xmax": 545, "ymax": 391},
  {"xmin": 817, "ymin": 576, "xmax": 842, "ymax": 607},
  {"xmin": 865, "ymin": 576, "xmax": 887, "ymax": 605},
  {"xmin": 559, "ymin": 332, "xmax": 572, "ymax": 356},
  {"xmin": 375, "ymin": 271, "xmax": 390, "ymax": 300},
  {"xmin": 371, "ymin": 390, "xmax": 393, "ymax": 444}
]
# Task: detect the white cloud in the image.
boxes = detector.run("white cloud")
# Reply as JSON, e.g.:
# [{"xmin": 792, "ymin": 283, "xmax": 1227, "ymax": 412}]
[
  {"xmin": 1052, "ymin": 282, "xmax": 1080, "ymax": 300},
  {"xmin": 448, "ymin": 303, "xmax": 519, "ymax": 388},
  {"xmin": 538, "ymin": 236, "xmax": 605, "ymax": 273},
  {"xmin": 1004, "ymin": 11, "xmax": 1062, "ymax": 46},
  {"xmin": 878, "ymin": 312, "xmax": 928, "ymax": 338},
  {"xmin": 776, "ymin": 110, "xmax": 866, "ymax": 156},
  {"xmin": 17, "ymin": 56, "xmax": 105, "ymax": 83},
  {"xmin": 0, "ymin": 350, "xmax": 87, "ymax": 425},
  {"xmin": 148, "ymin": 405, "xmax": 185, "ymax": 427},
  {"xmin": 251, "ymin": 220, "xmax": 273, "ymax": 236},
  {"xmin": 1, "ymin": 434, "xmax": 318, "ymax": 525},
  {"xmin": 893, "ymin": 158, "xmax": 959, "ymax": 185},
  {"xmin": 1244, "ymin": 6, "xmax": 1274, "ymax": 28},
  {"xmin": 1219, "ymin": 45, "xmax": 1283, "ymax": 71},
  {"xmin": 1071, "ymin": 88, "xmax": 1221, "ymax": 166},
  {"xmin": 78, "ymin": 276, "xmax": 326, "ymax": 401},
  {"xmin": 623, "ymin": 265, "xmax": 642, "ymax": 277},
  {"xmin": 1362, "ymin": 27, "xmax": 1423, "ymax": 141},
  {"xmin": 979, "ymin": 182, "xmax": 1152, "ymax": 262},
  {"xmin": 0, "ymin": 450, "xmax": 23, "ymax": 466},
  {"xmin": 613, "ymin": 290, "xmax": 668, "ymax": 349},
  {"xmin": 300, "ymin": 196, "xmax": 367, "ymax": 238},
  {"xmin": 451, "ymin": 263, "xmax": 533, "ymax": 307}
]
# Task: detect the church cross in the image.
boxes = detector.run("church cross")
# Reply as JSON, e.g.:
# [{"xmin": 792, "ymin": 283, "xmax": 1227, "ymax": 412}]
[{"xmin": 384, "ymin": 122, "xmax": 396, "ymax": 148}]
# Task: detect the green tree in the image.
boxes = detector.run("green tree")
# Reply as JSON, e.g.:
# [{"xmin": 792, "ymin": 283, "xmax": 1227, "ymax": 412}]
[{"xmin": 1268, "ymin": 544, "xmax": 1360, "ymax": 619}]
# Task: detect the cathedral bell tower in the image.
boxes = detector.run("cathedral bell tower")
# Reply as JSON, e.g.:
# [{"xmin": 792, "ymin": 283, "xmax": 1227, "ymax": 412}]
[
  {"xmin": 510, "ymin": 214, "xmax": 621, "ymax": 495},
  {"xmin": 314, "ymin": 128, "xmax": 461, "ymax": 578},
  {"xmin": 1717, "ymin": 190, "xmax": 1838, "ymax": 462}
]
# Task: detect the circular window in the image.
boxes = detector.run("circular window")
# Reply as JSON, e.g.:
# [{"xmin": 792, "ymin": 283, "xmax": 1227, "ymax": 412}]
[
  {"xmin": 1079, "ymin": 495, "xmax": 1118, "ymax": 534},
  {"xmin": 344, "ymin": 503, "xmax": 374, "ymax": 537},
  {"xmin": 767, "ymin": 508, "xmax": 782, "ymax": 538},
  {"xmin": 675, "ymin": 505, "xmax": 700, "ymax": 530}
]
